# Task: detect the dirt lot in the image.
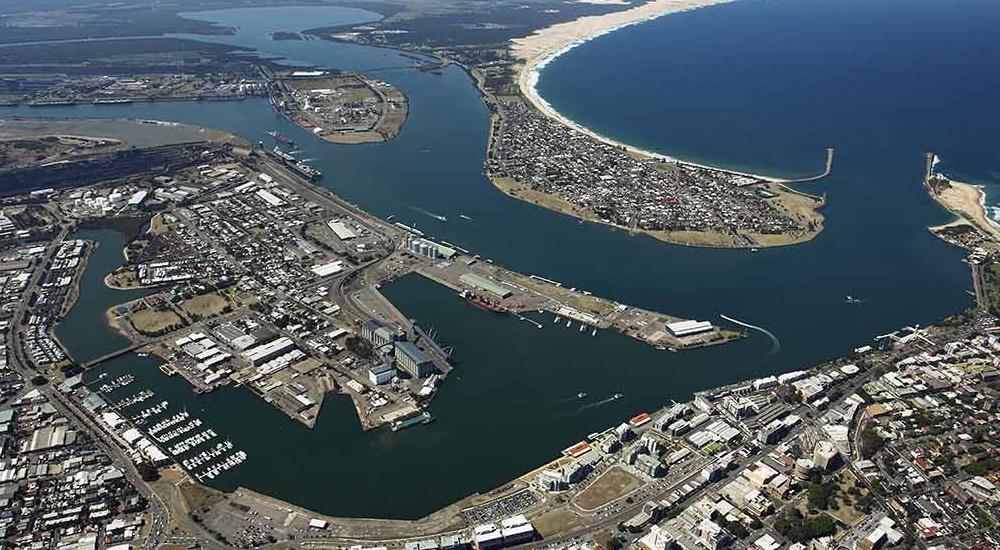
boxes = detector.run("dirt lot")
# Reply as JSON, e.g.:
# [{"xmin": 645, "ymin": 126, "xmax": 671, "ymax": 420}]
[
  {"xmin": 531, "ymin": 508, "xmax": 586, "ymax": 538},
  {"xmin": 573, "ymin": 465, "xmax": 643, "ymax": 511}
]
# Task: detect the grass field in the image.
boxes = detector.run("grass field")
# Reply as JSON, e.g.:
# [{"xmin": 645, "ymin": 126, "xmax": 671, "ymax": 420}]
[
  {"xmin": 180, "ymin": 292, "xmax": 230, "ymax": 319},
  {"xmin": 129, "ymin": 307, "xmax": 183, "ymax": 334}
]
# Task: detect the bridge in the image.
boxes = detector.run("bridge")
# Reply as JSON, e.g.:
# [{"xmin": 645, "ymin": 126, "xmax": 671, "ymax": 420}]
[{"xmin": 80, "ymin": 340, "xmax": 156, "ymax": 370}]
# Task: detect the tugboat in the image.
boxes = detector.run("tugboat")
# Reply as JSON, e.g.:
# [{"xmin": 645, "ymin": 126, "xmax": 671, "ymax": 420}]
[
  {"xmin": 267, "ymin": 130, "xmax": 294, "ymax": 145},
  {"xmin": 577, "ymin": 392, "xmax": 588, "ymax": 399},
  {"xmin": 460, "ymin": 290, "xmax": 509, "ymax": 314}
]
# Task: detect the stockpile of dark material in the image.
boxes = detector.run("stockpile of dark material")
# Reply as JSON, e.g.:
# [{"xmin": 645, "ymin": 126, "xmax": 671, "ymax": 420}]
[{"xmin": 0, "ymin": 142, "xmax": 211, "ymax": 195}]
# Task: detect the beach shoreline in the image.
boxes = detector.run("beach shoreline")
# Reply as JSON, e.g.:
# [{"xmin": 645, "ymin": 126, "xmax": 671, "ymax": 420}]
[
  {"xmin": 510, "ymin": 0, "xmax": 796, "ymax": 183},
  {"xmin": 928, "ymin": 173, "xmax": 1000, "ymax": 241}
]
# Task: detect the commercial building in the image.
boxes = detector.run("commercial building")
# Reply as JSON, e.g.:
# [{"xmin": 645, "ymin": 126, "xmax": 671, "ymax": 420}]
[
  {"xmin": 813, "ymin": 440, "xmax": 841, "ymax": 471},
  {"xmin": 634, "ymin": 453, "xmax": 665, "ymax": 478},
  {"xmin": 395, "ymin": 341, "xmax": 434, "ymax": 378},
  {"xmin": 639, "ymin": 525, "xmax": 678, "ymax": 550}
]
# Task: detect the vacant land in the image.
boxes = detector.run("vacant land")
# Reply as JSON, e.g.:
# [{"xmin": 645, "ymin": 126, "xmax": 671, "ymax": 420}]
[
  {"xmin": 573, "ymin": 466, "xmax": 642, "ymax": 511},
  {"xmin": 532, "ymin": 508, "xmax": 586, "ymax": 538},
  {"xmin": 180, "ymin": 292, "xmax": 231, "ymax": 319},
  {"xmin": 128, "ymin": 306, "xmax": 184, "ymax": 335}
]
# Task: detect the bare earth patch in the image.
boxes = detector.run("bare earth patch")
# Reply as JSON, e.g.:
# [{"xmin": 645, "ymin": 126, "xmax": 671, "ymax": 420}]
[{"xmin": 573, "ymin": 465, "xmax": 643, "ymax": 511}]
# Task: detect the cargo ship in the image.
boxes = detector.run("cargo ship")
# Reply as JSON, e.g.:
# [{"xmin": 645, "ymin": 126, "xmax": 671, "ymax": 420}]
[
  {"xmin": 272, "ymin": 147, "xmax": 297, "ymax": 163},
  {"xmin": 391, "ymin": 411, "xmax": 434, "ymax": 431},
  {"xmin": 290, "ymin": 161, "xmax": 322, "ymax": 181},
  {"xmin": 267, "ymin": 130, "xmax": 294, "ymax": 146},
  {"xmin": 460, "ymin": 290, "xmax": 508, "ymax": 314}
]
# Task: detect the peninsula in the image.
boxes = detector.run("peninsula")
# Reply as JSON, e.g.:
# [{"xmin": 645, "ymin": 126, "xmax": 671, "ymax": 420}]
[{"xmin": 313, "ymin": 0, "xmax": 831, "ymax": 248}]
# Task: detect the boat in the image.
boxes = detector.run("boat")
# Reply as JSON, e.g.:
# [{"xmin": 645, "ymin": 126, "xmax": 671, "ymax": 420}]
[
  {"xmin": 159, "ymin": 365, "xmax": 176, "ymax": 376},
  {"xmin": 613, "ymin": 393, "xmax": 624, "ymax": 399},
  {"xmin": 579, "ymin": 324, "xmax": 586, "ymax": 332},
  {"xmin": 289, "ymin": 161, "xmax": 322, "ymax": 181},
  {"xmin": 577, "ymin": 392, "xmax": 587, "ymax": 399},
  {"xmin": 391, "ymin": 411, "xmax": 434, "ymax": 431},
  {"xmin": 845, "ymin": 295, "xmax": 864, "ymax": 304},
  {"xmin": 566, "ymin": 320, "xmax": 572, "ymax": 328},
  {"xmin": 459, "ymin": 214, "xmax": 473, "ymax": 221},
  {"xmin": 272, "ymin": 147, "xmax": 296, "ymax": 163},
  {"xmin": 267, "ymin": 130, "xmax": 294, "ymax": 145},
  {"xmin": 591, "ymin": 328, "xmax": 597, "ymax": 336},
  {"xmin": 460, "ymin": 290, "xmax": 509, "ymax": 314}
]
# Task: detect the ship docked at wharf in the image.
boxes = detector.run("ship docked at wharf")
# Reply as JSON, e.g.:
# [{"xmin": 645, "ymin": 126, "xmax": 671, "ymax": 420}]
[
  {"xmin": 268, "ymin": 146, "xmax": 323, "ymax": 181},
  {"xmin": 459, "ymin": 289, "xmax": 509, "ymax": 314}
]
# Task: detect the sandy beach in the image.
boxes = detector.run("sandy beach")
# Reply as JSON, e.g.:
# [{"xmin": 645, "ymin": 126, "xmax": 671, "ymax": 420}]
[
  {"xmin": 509, "ymin": 0, "xmax": 789, "ymax": 181},
  {"xmin": 930, "ymin": 176, "xmax": 1000, "ymax": 242}
]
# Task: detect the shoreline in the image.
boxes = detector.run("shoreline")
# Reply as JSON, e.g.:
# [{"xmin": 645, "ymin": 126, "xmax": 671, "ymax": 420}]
[
  {"xmin": 511, "ymin": 0, "xmax": 796, "ymax": 183},
  {"xmin": 491, "ymin": 174, "xmax": 822, "ymax": 248},
  {"xmin": 928, "ymin": 172, "xmax": 1000, "ymax": 241}
]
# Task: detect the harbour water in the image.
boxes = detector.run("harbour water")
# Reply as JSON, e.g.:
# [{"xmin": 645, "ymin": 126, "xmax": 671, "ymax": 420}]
[{"xmin": 5, "ymin": 0, "xmax": 998, "ymax": 518}]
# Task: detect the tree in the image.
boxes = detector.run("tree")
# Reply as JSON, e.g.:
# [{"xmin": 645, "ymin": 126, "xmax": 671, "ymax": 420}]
[
  {"xmin": 137, "ymin": 462, "xmax": 160, "ymax": 482},
  {"xmin": 860, "ymin": 427, "xmax": 885, "ymax": 459}
]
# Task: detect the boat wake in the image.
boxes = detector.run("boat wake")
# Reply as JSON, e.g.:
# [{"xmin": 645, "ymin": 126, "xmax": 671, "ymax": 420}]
[
  {"xmin": 410, "ymin": 206, "xmax": 448, "ymax": 222},
  {"xmin": 720, "ymin": 314, "xmax": 780, "ymax": 358},
  {"xmin": 557, "ymin": 394, "xmax": 622, "ymax": 417},
  {"xmin": 554, "ymin": 393, "xmax": 586, "ymax": 405}
]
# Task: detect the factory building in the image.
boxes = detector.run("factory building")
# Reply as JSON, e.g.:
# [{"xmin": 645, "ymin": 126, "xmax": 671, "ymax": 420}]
[
  {"xmin": 362, "ymin": 319, "xmax": 402, "ymax": 348},
  {"xmin": 368, "ymin": 363, "xmax": 396, "ymax": 385},
  {"xmin": 405, "ymin": 235, "xmax": 456, "ymax": 260},
  {"xmin": 458, "ymin": 273, "xmax": 512, "ymax": 300},
  {"xmin": 666, "ymin": 320, "xmax": 714, "ymax": 337},
  {"xmin": 242, "ymin": 337, "xmax": 296, "ymax": 367},
  {"xmin": 394, "ymin": 341, "xmax": 434, "ymax": 378}
]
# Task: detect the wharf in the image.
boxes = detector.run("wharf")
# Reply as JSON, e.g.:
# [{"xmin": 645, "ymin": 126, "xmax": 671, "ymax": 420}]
[{"xmin": 411, "ymin": 252, "xmax": 741, "ymax": 350}]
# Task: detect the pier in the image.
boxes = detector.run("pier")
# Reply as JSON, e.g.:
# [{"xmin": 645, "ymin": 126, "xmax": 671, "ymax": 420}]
[{"xmin": 781, "ymin": 147, "xmax": 835, "ymax": 184}]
